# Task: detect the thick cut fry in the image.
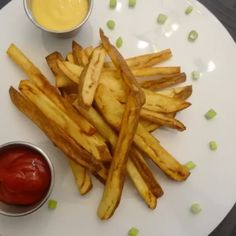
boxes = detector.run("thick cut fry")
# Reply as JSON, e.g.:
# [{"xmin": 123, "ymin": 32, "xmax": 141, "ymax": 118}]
[
  {"xmin": 126, "ymin": 160, "xmax": 157, "ymax": 209},
  {"xmin": 78, "ymin": 46, "xmax": 106, "ymax": 108},
  {"xmin": 100, "ymin": 29, "xmax": 145, "ymax": 105},
  {"xmin": 158, "ymin": 85, "xmax": 193, "ymax": 100},
  {"xmin": 104, "ymin": 48, "xmax": 172, "ymax": 68},
  {"xmin": 8, "ymin": 44, "xmax": 95, "ymax": 136},
  {"xmin": 72, "ymin": 41, "xmax": 89, "ymax": 66},
  {"xmin": 143, "ymin": 89, "xmax": 191, "ymax": 113},
  {"xmin": 94, "ymin": 84, "xmax": 190, "ymax": 181},
  {"xmin": 19, "ymin": 80, "xmax": 112, "ymax": 162},
  {"xmin": 9, "ymin": 87, "xmax": 101, "ymax": 172},
  {"xmin": 139, "ymin": 72, "xmax": 186, "ymax": 90},
  {"xmin": 130, "ymin": 150, "xmax": 163, "ymax": 198},
  {"xmin": 132, "ymin": 67, "xmax": 180, "ymax": 77},
  {"xmin": 140, "ymin": 108, "xmax": 186, "ymax": 131},
  {"xmin": 69, "ymin": 160, "xmax": 93, "ymax": 195},
  {"xmin": 97, "ymin": 94, "xmax": 141, "ymax": 219}
]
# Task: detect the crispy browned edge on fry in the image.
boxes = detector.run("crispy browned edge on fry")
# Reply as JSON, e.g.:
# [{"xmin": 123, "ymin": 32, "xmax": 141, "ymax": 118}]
[
  {"xmin": 69, "ymin": 159, "xmax": 93, "ymax": 195},
  {"xmin": 9, "ymin": 86, "xmax": 101, "ymax": 173},
  {"xmin": 139, "ymin": 72, "xmax": 186, "ymax": 90},
  {"xmin": 97, "ymin": 29, "xmax": 144, "ymax": 219}
]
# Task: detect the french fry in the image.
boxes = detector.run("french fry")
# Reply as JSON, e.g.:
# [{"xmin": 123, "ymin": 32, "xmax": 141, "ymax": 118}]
[
  {"xmin": 19, "ymin": 80, "xmax": 112, "ymax": 162},
  {"xmin": 9, "ymin": 87, "xmax": 101, "ymax": 172},
  {"xmin": 140, "ymin": 108, "xmax": 186, "ymax": 131},
  {"xmin": 8, "ymin": 44, "xmax": 96, "ymax": 136},
  {"xmin": 158, "ymin": 85, "xmax": 193, "ymax": 100},
  {"xmin": 77, "ymin": 46, "xmax": 106, "ymax": 108},
  {"xmin": 140, "ymin": 120, "xmax": 160, "ymax": 133},
  {"xmin": 69, "ymin": 159, "xmax": 93, "ymax": 195},
  {"xmin": 132, "ymin": 67, "xmax": 180, "ymax": 77},
  {"xmin": 84, "ymin": 46, "xmax": 94, "ymax": 57},
  {"xmin": 139, "ymin": 72, "xmax": 186, "ymax": 90},
  {"xmin": 94, "ymin": 84, "xmax": 190, "ymax": 181},
  {"xmin": 97, "ymin": 93, "xmax": 142, "ymax": 219},
  {"xmin": 72, "ymin": 41, "xmax": 89, "ymax": 66},
  {"xmin": 104, "ymin": 48, "xmax": 172, "ymax": 68}
]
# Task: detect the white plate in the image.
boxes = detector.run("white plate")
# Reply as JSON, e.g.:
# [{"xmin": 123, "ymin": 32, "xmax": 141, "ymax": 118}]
[{"xmin": 0, "ymin": 0, "xmax": 236, "ymax": 235}]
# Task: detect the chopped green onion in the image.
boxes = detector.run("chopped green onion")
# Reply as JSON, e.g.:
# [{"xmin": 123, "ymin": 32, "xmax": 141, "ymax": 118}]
[
  {"xmin": 128, "ymin": 227, "xmax": 139, "ymax": 236},
  {"xmin": 106, "ymin": 20, "xmax": 115, "ymax": 30},
  {"xmin": 109, "ymin": 0, "xmax": 117, "ymax": 8},
  {"xmin": 188, "ymin": 30, "xmax": 198, "ymax": 42},
  {"xmin": 185, "ymin": 6, "xmax": 193, "ymax": 15},
  {"xmin": 116, "ymin": 37, "xmax": 123, "ymax": 48},
  {"xmin": 184, "ymin": 161, "xmax": 196, "ymax": 170},
  {"xmin": 157, "ymin": 14, "xmax": 168, "ymax": 25},
  {"xmin": 48, "ymin": 199, "xmax": 57, "ymax": 209},
  {"xmin": 205, "ymin": 109, "xmax": 217, "ymax": 120},
  {"xmin": 190, "ymin": 203, "xmax": 202, "ymax": 214},
  {"xmin": 209, "ymin": 141, "xmax": 217, "ymax": 150},
  {"xmin": 129, "ymin": 0, "xmax": 136, "ymax": 7},
  {"xmin": 192, "ymin": 70, "xmax": 200, "ymax": 80}
]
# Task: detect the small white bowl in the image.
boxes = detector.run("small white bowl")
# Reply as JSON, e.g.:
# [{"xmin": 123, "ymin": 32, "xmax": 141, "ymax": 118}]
[
  {"xmin": 23, "ymin": 0, "xmax": 93, "ymax": 38},
  {"xmin": 0, "ymin": 141, "xmax": 54, "ymax": 217}
]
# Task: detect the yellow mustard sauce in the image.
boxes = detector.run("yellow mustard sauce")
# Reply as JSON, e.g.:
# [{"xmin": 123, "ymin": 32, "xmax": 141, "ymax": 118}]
[{"xmin": 32, "ymin": 0, "xmax": 89, "ymax": 31}]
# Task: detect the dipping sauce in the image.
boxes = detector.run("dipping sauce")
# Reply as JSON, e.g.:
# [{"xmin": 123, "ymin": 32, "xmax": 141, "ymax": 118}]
[
  {"xmin": 0, "ymin": 145, "xmax": 51, "ymax": 206},
  {"xmin": 31, "ymin": 0, "xmax": 89, "ymax": 31}
]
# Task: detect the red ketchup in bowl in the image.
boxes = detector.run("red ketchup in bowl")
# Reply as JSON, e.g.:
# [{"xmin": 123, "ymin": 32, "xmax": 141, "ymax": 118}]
[{"xmin": 0, "ymin": 145, "xmax": 51, "ymax": 205}]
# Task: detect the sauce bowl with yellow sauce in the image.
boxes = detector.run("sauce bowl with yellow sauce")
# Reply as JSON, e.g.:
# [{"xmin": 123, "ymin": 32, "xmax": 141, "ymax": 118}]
[{"xmin": 23, "ymin": 0, "xmax": 93, "ymax": 38}]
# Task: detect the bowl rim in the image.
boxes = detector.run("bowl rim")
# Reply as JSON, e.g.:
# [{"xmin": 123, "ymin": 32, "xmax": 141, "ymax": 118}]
[
  {"xmin": 23, "ymin": 0, "xmax": 93, "ymax": 34},
  {"xmin": 0, "ymin": 141, "xmax": 55, "ymax": 217}
]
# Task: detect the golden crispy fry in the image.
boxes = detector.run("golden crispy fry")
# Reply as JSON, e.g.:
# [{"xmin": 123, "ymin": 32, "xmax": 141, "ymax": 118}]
[
  {"xmin": 95, "ymin": 84, "xmax": 190, "ymax": 181},
  {"xmin": 19, "ymin": 80, "xmax": 112, "ymax": 162},
  {"xmin": 127, "ymin": 160, "xmax": 157, "ymax": 209},
  {"xmin": 72, "ymin": 41, "xmax": 89, "ymax": 66},
  {"xmin": 132, "ymin": 67, "xmax": 180, "ymax": 77},
  {"xmin": 45, "ymin": 51, "xmax": 65, "ymax": 76},
  {"xmin": 100, "ymin": 29, "xmax": 145, "ymax": 105},
  {"xmin": 8, "ymin": 44, "xmax": 95, "ymax": 136},
  {"xmin": 140, "ymin": 108, "xmax": 186, "ymax": 131},
  {"xmin": 66, "ymin": 52, "xmax": 75, "ymax": 63},
  {"xmin": 130, "ymin": 149, "xmax": 163, "ymax": 198},
  {"xmin": 143, "ymin": 89, "xmax": 191, "ymax": 113},
  {"xmin": 9, "ymin": 87, "xmax": 101, "ymax": 172},
  {"xmin": 69, "ymin": 159, "xmax": 93, "ymax": 195},
  {"xmin": 140, "ymin": 120, "xmax": 160, "ymax": 133},
  {"xmin": 78, "ymin": 46, "xmax": 106, "ymax": 108},
  {"xmin": 104, "ymin": 48, "xmax": 172, "ymax": 68},
  {"xmin": 97, "ymin": 93, "xmax": 142, "ymax": 219},
  {"xmin": 158, "ymin": 85, "xmax": 193, "ymax": 100},
  {"xmin": 139, "ymin": 72, "xmax": 186, "ymax": 90}
]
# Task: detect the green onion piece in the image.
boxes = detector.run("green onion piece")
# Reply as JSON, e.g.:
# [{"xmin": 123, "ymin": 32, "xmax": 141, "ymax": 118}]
[
  {"xmin": 157, "ymin": 14, "xmax": 167, "ymax": 25},
  {"xmin": 128, "ymin": 227, "xmax": 139, "ymax": 236},
  {"xmin": 205, "ymin": 109, "xmax": 217, "ymax": 120},
  {"xmin": 116, "ymin": 37, "xmax": 123, "ymax": 48},
  {"xmin": 188, "ymin": 30, "xmax": 198, "ymax": 42},
  {"xmin": 106, "ymin": 20, "xmax": 115, "ymax": 30},
  {"xmin": 190, "ymin": 203, "xmax": 202, "ymax": 214},
  {"xmin": 209, "ymin": 141, "xmax": 217, "ymax": 150},
  {"xmin": 109, "ymin": 0, "xmax": 117, "ymax": 8},
  {"xmin": 185, "ymin": 6, "xmax": 193, "ymax": 15},
  {"xmin": 129, "ymin": 0, "xmax": 136, "ymax": 7},
  {"xmin": 192, "ymin": 70, "xmax": 200, "ymax": 80},
  {"xmin": 48, "ymin": 199, "xmax": 57, "ymax": 209},
  {"xmin": 184, "ymin": 161, "xmax": 196, "ymax": 170}
]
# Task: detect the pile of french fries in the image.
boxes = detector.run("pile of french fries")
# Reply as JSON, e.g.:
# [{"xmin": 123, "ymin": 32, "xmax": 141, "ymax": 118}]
[{"xmin": 7, "ymin": 29, "xmax": 192, "ymax": 219}]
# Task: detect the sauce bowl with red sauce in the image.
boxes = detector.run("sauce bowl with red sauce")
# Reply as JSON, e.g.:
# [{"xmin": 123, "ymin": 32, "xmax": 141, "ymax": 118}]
[{"xmin": 0, "ymin": 141, "xmax": 54, "ymax": 217}]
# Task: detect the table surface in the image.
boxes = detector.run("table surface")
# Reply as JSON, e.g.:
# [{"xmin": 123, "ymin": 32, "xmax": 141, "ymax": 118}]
[{"xmin": 0, "ymin": 0, "xmax": 236, "ymax": 235}]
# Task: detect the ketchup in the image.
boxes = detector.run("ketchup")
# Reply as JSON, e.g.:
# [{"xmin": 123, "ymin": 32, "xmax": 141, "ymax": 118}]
[{"xmin": 0, "ymin": 145, "xmax": 51, "ymax": 205}]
